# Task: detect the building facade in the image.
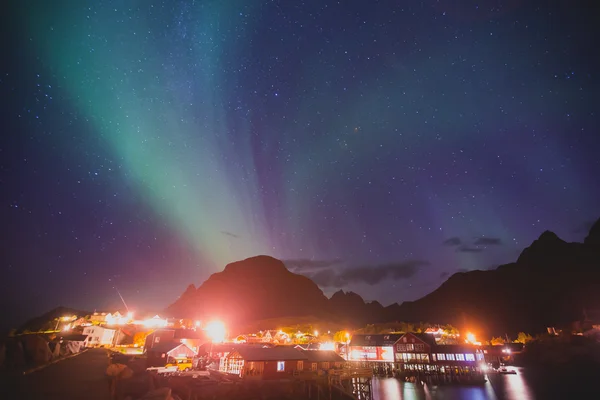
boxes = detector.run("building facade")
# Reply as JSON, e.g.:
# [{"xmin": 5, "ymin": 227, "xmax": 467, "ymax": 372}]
[
  {"xmin": 393, "ymin": 333, "xmax": 485, "ymax": 374},
  {"xmin": 82, "ymin": 326, "xmax": 116, "ymax": 347},
  {"xmin": 348, "ymin": 334, "xmax": 402, "ymax": 362}
]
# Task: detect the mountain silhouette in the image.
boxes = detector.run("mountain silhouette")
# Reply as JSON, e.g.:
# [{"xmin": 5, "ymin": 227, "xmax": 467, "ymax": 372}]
[
  {"xmin": 166, "ymin": 255, "xmax": 331, "ymax": 326},
  {"xmin": 396, "ymin": 217, "xmax": 600, "ymax": 335},
  {"xmin": 168, "ymin": 218, "xmax": 600, "ymax": 335}
]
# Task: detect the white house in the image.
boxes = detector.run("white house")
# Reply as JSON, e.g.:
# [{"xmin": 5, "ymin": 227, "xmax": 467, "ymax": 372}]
[{"xmin": 82, "ymin": 326, "xmax": 116, "ymax": 347}]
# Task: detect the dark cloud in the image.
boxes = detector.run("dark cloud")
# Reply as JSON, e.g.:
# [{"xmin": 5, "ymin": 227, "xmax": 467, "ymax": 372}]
[
  {"xmin": 473, "ymin": 237, "xmax": 502, "ymax": 245},
  {"xmin": 221, "ymin": 231, "xmax": 239, "ymax": 238},
  {"xmin": 284, "ymin": 259, "xmax": 342, "ymax": 270},
  {"xmin": 456, "ymin": 246, "xmax": 483, "ymax": 253},
  {"xmin": 307, "ymin": 269, "xmax": 340, "ymax": 286},
  {"xmin": 307, "ymin": 260, "xmax": 428, "ymax": 287},
  {"xmin": 442, "ymin": 237, "xmax": 462, "ymax": 246}
]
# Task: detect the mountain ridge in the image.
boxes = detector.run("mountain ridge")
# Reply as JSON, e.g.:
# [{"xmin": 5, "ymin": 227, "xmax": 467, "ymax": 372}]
[{"xmin": 167, "ymin": 218, "xmax": 600, "ymax": 335}]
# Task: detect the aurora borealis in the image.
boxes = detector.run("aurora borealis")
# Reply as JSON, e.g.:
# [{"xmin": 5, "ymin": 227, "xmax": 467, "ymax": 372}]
[{"xmin": 2, "ymin": 0, "xmax": 599, "ymax": 328}]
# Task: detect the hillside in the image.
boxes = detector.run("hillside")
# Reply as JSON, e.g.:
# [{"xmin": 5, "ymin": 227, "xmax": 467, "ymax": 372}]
[
  {"xmin": 18, "ymin": 306, "xmax": 90, "ymax": 333},
  {"xmin": 397, "ymin": 218, "xmax": 600, "ymax": 335}
]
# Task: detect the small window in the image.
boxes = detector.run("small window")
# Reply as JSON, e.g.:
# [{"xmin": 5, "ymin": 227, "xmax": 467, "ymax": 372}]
[
  {"xmin": 277, "ymin": 361, "xmax": 285, "ymax": 372},
  {"xmin": 311, "ymin": 363, "xmax": 317, "ymax": 371},
  {"xmin": 446, "ymin": 354, "xmax": 455, "ymax": 361},
  {"xmin": 437, "ymin": 353, "xmax": 446, "ymax": 361},
  {"xmin": 465, "ymin": 354, "xmax": 475, "ymax": 361},
  {"xmin": 297, "ymin": 361, "xmax": 304, "ymax": 370},
  {"xmin": 456, "ymin": 354, "xmax": 465, "ymax": 361},
  {"xmin": 155, "ymin": 337, "xmax": 160, "ymax": 343},
  {"xmin": 322, "ymin": 362, "xmax": 329, "ymax": 369}
]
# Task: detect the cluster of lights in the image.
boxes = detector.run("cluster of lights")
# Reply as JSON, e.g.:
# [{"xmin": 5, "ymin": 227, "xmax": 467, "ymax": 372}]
[
  {"xmin": 205, "ymin": 321, "xmax": 226, "ymax": 343},
  {"xmin": 103, "ymin": 312, "xmax": 168, "ymax": 328},
  {"xmin": 465, "ymin": 332, "xmax": 482, "ymax": 346},
  {"xmin": 319, "ymin": 342, "xmax": 336, "ymax": 351},
  {"xmin": 105, "ymin": 312, "xmax": 135, "ymax": 325}
]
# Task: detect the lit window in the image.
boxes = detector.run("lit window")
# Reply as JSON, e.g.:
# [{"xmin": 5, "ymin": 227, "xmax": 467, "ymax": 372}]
[
  {"xmin": 323, "ymin": 362, "xmax": 329, "ymax": 369},
  {"xmin": 277, "ymin": 361, "xmax": 285, "ymax": 372},
  {"xmin": 437, "ymin": 353, "xmax": 446, "ymax": 360},
  {"xmin": 446, "ymin": 354, "xmax": 455, "ymax": 361},
  {"xmin": 312, "ymin": 363, "xmax": 317, "ymax": 371},
  {"xmin": 456, "ymin": 354, "xmax": 465, "ymax": 361},
  {"xmin": 297, "ymin": 361, "xmax": 303, "ymax": 370},
  {"xmin": 465, "ymin": 354, "xmax": 475, "ymax": 361}
]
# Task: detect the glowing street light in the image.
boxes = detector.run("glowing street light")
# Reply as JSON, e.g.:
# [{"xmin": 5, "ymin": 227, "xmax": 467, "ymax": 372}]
[
  {"xmin": 314, "ymin": 330, "xmax": 319, "ymax": 337},
  {"xmin": 466, "ymin": 332, "xmax": 476, "ymax": 343},
  {"xmin": 205, "ymin": 321, "xmax": 226, "ymax": 343}
]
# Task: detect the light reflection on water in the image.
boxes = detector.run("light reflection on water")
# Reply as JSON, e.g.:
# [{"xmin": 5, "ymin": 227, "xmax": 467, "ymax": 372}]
[{"xmin": 372, "ymin": 368, "xmax": 534, "ymax": 400}]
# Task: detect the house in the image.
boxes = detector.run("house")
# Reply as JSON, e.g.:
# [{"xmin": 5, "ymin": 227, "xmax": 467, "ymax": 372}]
[
  {"xmin": 301, "ymin": 350, "xmax": 345, "ymax": 372},
  {"xmin": 89, "ymin": 312, "xmax": 109, "ymax": 325},
  {"xmin": 146, "ymin": 342, "xmax": 197, "ymax": 367},
  {"xmin": 393, "ymin": 333, "xmax": 485, "ymax": 373},
  {"xmin": 348, "ymin": 334, "xmax": 402, "ymax": 362},
  {"xmin": 294, "ymin": 343, "xmax": 321, "ymax": 351},
  {"xmin": 58, "ymin": 334, "xmax": 88, "ymax": 354},
  {"xmin": 144, "ymin": 329, "xmax": 177, "ymax": 351},
  {"xmin": 173, "ymin": 329, "xmax": 208, "ymax": 353},
  {"xmin": 222, "ymin": 346, "xmax": 308, "ymax": 379},
  {"xmin": 82, "ymin": 326, "xmax": 116, "ymax": 347}
]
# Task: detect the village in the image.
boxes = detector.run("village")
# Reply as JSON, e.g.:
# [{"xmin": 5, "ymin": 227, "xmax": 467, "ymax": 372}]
[
  {"xmin": 2, "ymin": 310, "xmax": 533, "ymax": 397},
  {"xmin": 6, "ymin": 307, "xmax": 600, "ymax": 400}
]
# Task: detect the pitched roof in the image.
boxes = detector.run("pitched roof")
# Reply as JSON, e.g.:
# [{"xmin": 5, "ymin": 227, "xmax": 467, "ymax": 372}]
[
  {"xmin": 232, "ymin": 346, "xmax": 308, "ymax": 361},
  {"xmin": 403, "ymin": 333, "xmax": 437, "ymax": 347},
  {"xmin": 59, "ymin": 334, "xmax": 88, "ymax": 342},
  {"xmin": 149, "ymin": 341, "xmax": 195, "ymax": 355},
  {"xmin": 301, "ymin": 350, "xmax": 345, "ymax": 363},
  {"xmin": 350, "ymin": 334, "xmax": 402, "ymax": 347},
  {"xmin": 294, "ymin": 343, "xmax": 321, "ymax": 351}
]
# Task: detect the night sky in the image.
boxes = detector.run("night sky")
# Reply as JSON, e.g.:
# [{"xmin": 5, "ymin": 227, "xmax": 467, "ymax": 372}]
[{"xmin": 2, "ymin": 0, "xmax": 599, "ymax": 330}]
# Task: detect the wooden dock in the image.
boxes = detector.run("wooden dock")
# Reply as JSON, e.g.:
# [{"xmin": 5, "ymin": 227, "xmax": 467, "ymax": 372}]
[{"xmin": 329, "ymin": 368, "xmax": 373, "ymax": 400}]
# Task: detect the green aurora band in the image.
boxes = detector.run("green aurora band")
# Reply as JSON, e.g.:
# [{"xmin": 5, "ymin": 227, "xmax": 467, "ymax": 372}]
[{"xmin": 26, "ymin": 2, "xmax": 272, "ymax": 268}]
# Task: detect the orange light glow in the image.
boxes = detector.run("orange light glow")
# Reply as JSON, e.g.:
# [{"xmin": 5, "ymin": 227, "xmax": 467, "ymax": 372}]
[
  {"xmin": 466, "ymin": 333, "xmax": 476, "ymax": 343},
  {"xmin": 142, "ymin": 315, "xmax": 167, "ymax": 328},
  {"xmin": 205, "ymin": 321, "xmax": 226, "ymax": 343},
  {"xmin": 319, "ymin": 342, "xmax": 335, "ymax": 351}
]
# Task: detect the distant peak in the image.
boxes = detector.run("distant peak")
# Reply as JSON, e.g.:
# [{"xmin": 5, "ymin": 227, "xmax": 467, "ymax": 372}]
[
  {"xmin": 538, "ymin": 230, "xmax": 560, "ymax": 242},
  {"xmin": 585, "ymin": 217, "xmax": 600, "ymax": 246},
  {"xmin": 222, "ymin": 255, "xmax": 288, "ymax": 274}
]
